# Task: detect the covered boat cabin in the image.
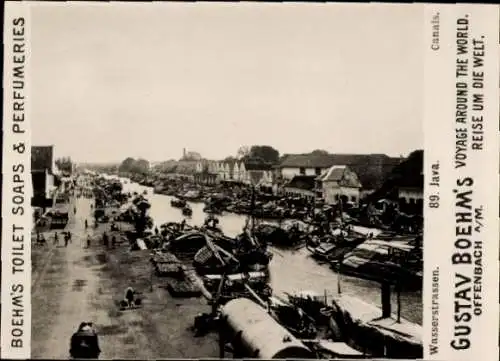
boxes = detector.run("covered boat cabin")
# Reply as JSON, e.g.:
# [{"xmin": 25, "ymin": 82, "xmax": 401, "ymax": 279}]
[{"xmin": 219, "ymin": 297, "xmax": 314, "ymax": 359}]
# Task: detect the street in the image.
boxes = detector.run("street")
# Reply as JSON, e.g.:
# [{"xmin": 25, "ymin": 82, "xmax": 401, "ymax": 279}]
[{"xmin": 31, "ymin": 196, "xmax": 218, "ymax": 359}]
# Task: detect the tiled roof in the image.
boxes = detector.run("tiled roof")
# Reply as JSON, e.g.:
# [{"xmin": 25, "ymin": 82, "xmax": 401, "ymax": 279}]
[
  {"xmin": 280, "ymin": 153, "xmax": 402, "ymax": 190},
  {"xmin": 285, "ymin": 175, "xmax": 316, "ymax": 191},
  {"xmin": 32, "ymin": 146, "xmax": 53, "ymax": 172},
  {"xmin": 318, "ymin": 165, "xmax": 346, "ymax": 182},
  {"xmin": 279, "ymin": 153, "xmax": 396, "ymax": 168}
]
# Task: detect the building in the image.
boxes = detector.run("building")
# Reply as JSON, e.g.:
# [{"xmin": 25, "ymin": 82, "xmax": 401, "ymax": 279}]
[
  {"xmin": 32, "ymin": 145, "xmax": 58, "ymax": 210},
  {"xmin": 278, "ymin": 152, "xmax": 402, "ymax": 198},
  {"xmin": 194, "ymin": 159, "xmax": 219, "ymax": 185},
  {"xmin": 244, "ymin": 162, "xmax": 275, "ymax": 193},
  {"xmin": 368, "ymin": 150, "xmax": 423, "ymax": 215},
  {"xmin": 283, "ymin": 175, "xmax": 316, "ymax": 201},
  {"xmin": 173, "ymin": 160, "xmax": 198, "ymax": 181},
  {"xmin": 398, "ymin": 185, "xmax": 423, "ymax": 211},
  {"xmin": 316, "ymin": 165, "xmax": 362, "ymax": 205},
  {"xmin": 181, "ymin": 148, "xmax": 202, "ymax": 161}
]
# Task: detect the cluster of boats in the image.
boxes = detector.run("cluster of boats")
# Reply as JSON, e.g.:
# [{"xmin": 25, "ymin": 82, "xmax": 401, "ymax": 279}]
[
  {"xmin": 132, "ymin": 220, "xmax": 422, "ymax": 358},
  {"xmin": 170, "ymin": 197, "xmax": 193, "ymax": 216},
  {"xmin": 88, "ymin": 173, "xmax": 424, "ymax": 359}
]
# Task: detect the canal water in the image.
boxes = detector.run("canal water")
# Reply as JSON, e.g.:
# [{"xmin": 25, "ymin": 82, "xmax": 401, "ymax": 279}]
[{"xmin": 118, "ymin": 177, "xmax": 422, "ymax": 325}]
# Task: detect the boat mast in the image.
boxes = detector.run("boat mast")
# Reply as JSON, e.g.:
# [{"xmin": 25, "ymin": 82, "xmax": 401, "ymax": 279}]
[{"xmin": 250, "ymin": 184, "xmax": 256, "ymax": 233}]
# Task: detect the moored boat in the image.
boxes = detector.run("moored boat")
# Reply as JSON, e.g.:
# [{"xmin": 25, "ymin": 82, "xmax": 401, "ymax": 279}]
[
  {"xmin": 334, "ymin": 238, "xmax": 423, "ymax": 290},
  {"xmin": 171, "ymin": 197, "xmax": 187, "ymax": 208},
  {"xmin": 182, "ymin": 205, "xmax": 193, "ymax": 216}
]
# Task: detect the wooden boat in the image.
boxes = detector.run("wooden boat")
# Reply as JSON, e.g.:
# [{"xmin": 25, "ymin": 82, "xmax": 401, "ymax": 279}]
[
  {"xmin": 335, "ymin": 239, "xmax": 423, "ymax": 289},
  {"xmin": 171, "ymin": 197, "xmax": 187, "ymax": 208},
  {"xmin": 182, "ymin": 205, "xmax": 193, "ymax": 216},
  {"xmin": 308, "ymin": 228, "xmax": 365, "ymax": 261},
  {"xmin": 203, "ymin": 205, "xmax": 223, "ymax": 215},
  {"xmin": 253, "ymin": 222, "xmax": 307, "ymax": 248},
  {"xmin": 304, "ymin": 340, "xmax": 367, "ymax": 359},
  {"xmin": 183, "ymin": 190, "xmax": 202, "ymax": 202}
]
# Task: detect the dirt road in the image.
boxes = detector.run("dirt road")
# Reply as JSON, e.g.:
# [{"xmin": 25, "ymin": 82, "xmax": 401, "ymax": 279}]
[{"xmin": 32, "ymin": 196, "xmax": 218, "ymax": 359}]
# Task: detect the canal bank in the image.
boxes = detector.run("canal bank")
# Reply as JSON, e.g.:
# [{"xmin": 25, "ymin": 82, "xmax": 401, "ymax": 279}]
[
  {"xmin": 119, "ymin": 177, "xmax": 422, "ymax": 325},
  {"xmin": 32, "ymin": 191, "xmax": 220, "ymax": 359}
]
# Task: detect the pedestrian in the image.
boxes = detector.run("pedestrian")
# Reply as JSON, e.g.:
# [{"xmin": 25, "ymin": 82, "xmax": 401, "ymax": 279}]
[
  {"xmin": 154, "ymin": 226, "xmax": 159, "ymax": 236},
  {"xmin": 74, "ymin": 206, "xmax": 77, "ymax": 214},
  {"xmin": 103, "ymin": 232, "xmax": 109, "ymax": 248},
  {"xmin": 125, "ymin": 287, "xmax": 135, "ymax": 308},
  {"xmin": 68, "ymin": 231, "xmax": 72, "ymax": 243},
  {"xmin": 111, "ymin": 235, "xmax": 116, "ymax": 249},
  {"xmin": 64, "ymin": 233, "xmax": 69, "ymax": 247},
  {"xmin": 87, "ymin": 235, "xmax": 91, "ymax": 248},
  {"xmin": 85, "ymin": 219, "xmax": 88, "ymax": 229},
  {"xmin": 54, "ymin": 232, "xmax": 59, "ymax": 246}
]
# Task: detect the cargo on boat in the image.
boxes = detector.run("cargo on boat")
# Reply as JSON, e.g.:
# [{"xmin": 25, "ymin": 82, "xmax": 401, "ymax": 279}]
[
  {"xmin": 335, "ymin": 237, "xmax": 422, "ymax": 289},
  {"xmin": 182, "ymin": 205, "xmax": 193, "ymax": 216},
  {"xmin": 170, "ymin": 197, "xmax": 187, "ymax": 208}
]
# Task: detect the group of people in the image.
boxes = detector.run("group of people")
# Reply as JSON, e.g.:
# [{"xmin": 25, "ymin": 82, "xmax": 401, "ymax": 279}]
[
  {"xmin": 42, "ymin": 231, "xmax": 73, "ymax": 247},
  {"xmin": 101, "ymin": 231, "xmax": 118, "ymax": 249}
]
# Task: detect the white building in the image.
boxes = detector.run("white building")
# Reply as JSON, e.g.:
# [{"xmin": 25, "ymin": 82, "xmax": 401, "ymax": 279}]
[{"xmin": 316, "ymin": 165, "xmax": 362, "ymax": 205}]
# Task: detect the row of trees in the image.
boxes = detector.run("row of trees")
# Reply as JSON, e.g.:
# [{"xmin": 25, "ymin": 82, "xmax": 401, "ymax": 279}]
[
  {"xmin": 55, "ymin": 157, "xmax": 73, "ymax": 174},
  {"xmin": 119, "ymin": 157, "xmax": 150, "ymax": 175},
  {"xmin": 231, "ymin": 145, "xmax": 280, "ymax": 165}
]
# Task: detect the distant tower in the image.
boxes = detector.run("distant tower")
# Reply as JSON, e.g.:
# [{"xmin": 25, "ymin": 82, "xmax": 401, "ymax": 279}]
[{"xmin": 183, "ymin": 148, "xmax": 187, "ymax": 160}]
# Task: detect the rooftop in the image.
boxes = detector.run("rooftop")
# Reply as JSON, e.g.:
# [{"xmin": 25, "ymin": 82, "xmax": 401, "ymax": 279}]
[
  {"xmin": 279, "ymin": 153, "xmax": 399, "ymax": 169},
  {"xmin": 318, "ymin": 165, "xmax": 347, "ymax": 182},
  {"xmin": 284, "ymin": 175, "xmax": 316, "ymax": 191}
]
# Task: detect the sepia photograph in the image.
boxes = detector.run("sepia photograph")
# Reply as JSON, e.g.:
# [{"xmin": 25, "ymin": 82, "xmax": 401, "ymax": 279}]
[{"xmin": 26, "ymin": 2, "xmax": 425, "ymax": 359}]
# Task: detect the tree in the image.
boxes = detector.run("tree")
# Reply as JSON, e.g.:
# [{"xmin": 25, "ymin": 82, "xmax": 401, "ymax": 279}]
[
  {"xmin": 55, "ymin": 156, "xmax": 73, "ymax": 174},
  {"xmin": 248, "ymin": 145, "xmax": 280, "ymax": 164},
  {"xmin": 311, "ymin": 149, "xmax": 329, "ymax": 155},
  {"xmin": 118, "ymin": 157, "xmax": 150, "ymax": 175},
  {"xmin": 119, "ymin": 157, "xmax": 136, "ymax": 173},
  {"xmin": 132, "ymin": 158, "xmax": 150, "ymax": 174}
]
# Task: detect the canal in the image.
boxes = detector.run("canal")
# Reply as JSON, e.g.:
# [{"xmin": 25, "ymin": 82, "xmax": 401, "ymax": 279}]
[{"xmin": 119, "ymin": 177, "xmax": 422, "ymax": 325}]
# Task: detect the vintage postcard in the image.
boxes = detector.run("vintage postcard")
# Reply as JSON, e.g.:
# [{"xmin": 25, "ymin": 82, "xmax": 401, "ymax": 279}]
[{"xmin": 2, "ymin": 2, "xmax": 499, "ymax": 360}]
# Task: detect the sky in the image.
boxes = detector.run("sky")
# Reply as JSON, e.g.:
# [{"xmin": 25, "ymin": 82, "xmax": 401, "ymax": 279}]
[{"xmin": 31, "ymin": 3, "xmax": 423, "ymax": 163}]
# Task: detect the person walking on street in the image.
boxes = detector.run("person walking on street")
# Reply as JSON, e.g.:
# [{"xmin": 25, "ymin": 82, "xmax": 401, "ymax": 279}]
[
  {"xmin": 64, "ymin": 233, "xmax": 69, "ymax": 247},
  {"xmin": 111, "ymin": 235, "xmax": 116, "ymax": 249},
  {"xmin": 85, "ymin": 219, "xmax": 88, "ymax": 229},
  {"xmin": 125, "ymin": 287, "xmax": 136, "ymax": 308},
  {"xmin": 103, "ymin": 232, "xmax": 109, "ymax": 248},
  {"xmin": 54, "ymin": 232, "xmax": 59, "ymax": 246},
  {"xmin": 68, "ymin": 231, "xmax": 72, "ymax": 243},
  {"xmin": 86, "ymin": 235, "xmax": 91, "ymax": 248},
  {"xmin": 74, "ymin": 206, "xmax": 77, "ymax": 214}
]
